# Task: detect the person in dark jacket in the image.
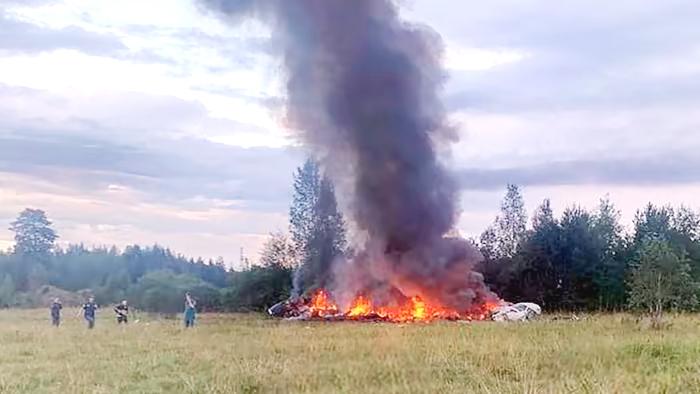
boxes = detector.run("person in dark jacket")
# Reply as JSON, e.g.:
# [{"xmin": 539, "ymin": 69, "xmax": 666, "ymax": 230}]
[
  {"xmin": 78, "ymin": 297, "xmax": 98, "ymax": 329},
  {"xmin": 50, "ymin": 298, "xmax": 62, "ymax": 327},
  {"xmin": 114, "ymin": 300, "xmax": 129, "ymax": 324}
]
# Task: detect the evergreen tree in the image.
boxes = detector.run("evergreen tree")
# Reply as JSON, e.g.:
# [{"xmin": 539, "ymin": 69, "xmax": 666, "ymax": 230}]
[
  {"xmin": 592, "ymin": 197, "xmax": 626, "ymax": 309},
  {"xmin": 557, "ymin": 206, "xmax": 599, "ymax": 309},
  {"xmin": 633, "ymin": 204, "xmax": 674, "ymax": 245},
  {"xmin": 288, "ymin": 158, "xmax": 347, "ymax": 294},
  {"xmin": 512, "ymin": 199, "xmax": 560, "ymax": 306},
  {"xmin": 671, "ymin": 207, "xmax": 700, "ymax": 282}
]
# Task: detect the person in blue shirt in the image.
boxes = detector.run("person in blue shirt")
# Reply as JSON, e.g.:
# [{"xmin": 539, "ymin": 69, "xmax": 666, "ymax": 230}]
[
  {"xmin": 184, "ymin": 292, "xmax": 196, "ymax": 328},
  {"xmin": 79, "ymin": 297, "xmax": 98, "ymax": 329},
  {"xmin": 50, "ymin": 298, "xmax": 62, "ymax": 327}
]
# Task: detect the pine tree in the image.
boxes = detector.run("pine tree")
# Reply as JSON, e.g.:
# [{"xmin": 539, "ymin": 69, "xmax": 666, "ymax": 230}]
[
  {"xmin": 514, "ymin": 199, "xmax": 560, "ymax": 306},
  {"xmin": 592, "ymin": 197, "xmax": 626, "ymax": 309}
]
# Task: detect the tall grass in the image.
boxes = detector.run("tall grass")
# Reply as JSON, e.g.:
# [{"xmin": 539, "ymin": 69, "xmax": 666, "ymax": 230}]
[{"xmin": 0, "ymin": 309, "xmax": 698, "ymax": 393}]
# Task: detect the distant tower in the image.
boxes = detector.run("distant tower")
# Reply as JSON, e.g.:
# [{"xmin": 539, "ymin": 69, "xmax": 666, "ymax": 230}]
[{"xmin": 240, "ymin": 247, "xmax": 250, "ymax": 270}]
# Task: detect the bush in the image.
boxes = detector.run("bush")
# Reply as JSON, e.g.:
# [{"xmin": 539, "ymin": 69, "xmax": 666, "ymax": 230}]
[
  {"xmin": 222, "ymin": 266, "xmax": 292, "ymax": 312},
  {"xmin": 128, "ymin": 270, "xmax": 221, "ymax": 314}
]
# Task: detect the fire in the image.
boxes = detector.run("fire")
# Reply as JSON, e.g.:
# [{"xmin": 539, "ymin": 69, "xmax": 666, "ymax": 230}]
[
  {"xmin": 411, "ymin": 296, "xmax": 426, "ymax": 320},
  {"xmin": 309, "ymin": 289, "xmax": 338, "ymax": 317},
  {"xmin": 347, "ymin": 295, "xmax": 372, "ymax": 317},
  {"xmin": 307, "ymin": 289, "xmax": 498, "ymax": 322}
]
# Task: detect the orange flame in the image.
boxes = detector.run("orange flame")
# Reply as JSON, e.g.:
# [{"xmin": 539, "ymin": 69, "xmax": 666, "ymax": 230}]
[
  {"xmin": 307, "ymin": 289, "xmax": 499, "ymax": 322},
  {"xmin": 347, "ymin": 295, "xmax": 372, "ymax": 317},
  {"xmin": 411, "ymin": 296, "xmax": 426, "ymax": 320},
  {"xmin": 309, "ymin": 289, "xmax": 338, "ymax": 317}
]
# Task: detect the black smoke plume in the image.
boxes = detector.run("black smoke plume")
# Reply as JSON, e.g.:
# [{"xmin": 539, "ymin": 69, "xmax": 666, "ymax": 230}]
[{"xmin": 201, "ymin": 0, "xmax": 497, "ymax": 311}]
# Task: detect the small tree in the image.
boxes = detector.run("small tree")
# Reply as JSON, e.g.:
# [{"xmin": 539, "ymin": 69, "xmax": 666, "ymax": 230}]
[
  {"xmin": 628, "ymin": 238, "xmax": 698, "ymax": 327},
  {"xmin": 259, "ymin": 232, "xmax": 296, "ymax": 268},
  {"xmin": 480, "ymin": 184, "xmax": 527, "ymax": 259}
]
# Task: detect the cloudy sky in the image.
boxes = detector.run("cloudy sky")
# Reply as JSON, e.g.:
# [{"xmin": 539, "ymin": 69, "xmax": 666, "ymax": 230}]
[{"xmin": 1, "ymin": 0, "xmax": 699, "ymax": 266}]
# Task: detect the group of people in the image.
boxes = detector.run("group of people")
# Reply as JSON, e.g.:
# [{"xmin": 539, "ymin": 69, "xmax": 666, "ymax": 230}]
[{"xmin": 49, "ymin": 292, "xmax": 198, "ymax": 329}]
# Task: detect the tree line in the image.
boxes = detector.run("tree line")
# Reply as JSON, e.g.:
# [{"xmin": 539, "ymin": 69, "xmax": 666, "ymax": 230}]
[
  {"xmin": 0, "ymin": 159, "xmax": 347, "ymax": 314},
  {"xmin": 477, "ymin": 185, "xmax": 699, "ymax": 318},
  {"xmin": 2, "ymin": 161, "xmax": 698, "ymax": 319},
  {"xmin": 0, "ymin": 212, "xmax": 229, "ymax": 312}
]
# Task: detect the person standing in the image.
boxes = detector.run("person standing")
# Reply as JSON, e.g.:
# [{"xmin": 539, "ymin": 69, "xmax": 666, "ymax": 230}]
[
  {"xmin": 50, "ymin": 297, "xmax": 62, "ymax": 327},
  {"xmin": 79, "ymin": 297, "xmax": 98, "ymax": 329},
  {"xmin": 114, "ymin": 300, "xmax": 129, "ymax": 324},
  {"xmin": 184, "ymin": 292, "xmax": 196, "ymax": 328}
]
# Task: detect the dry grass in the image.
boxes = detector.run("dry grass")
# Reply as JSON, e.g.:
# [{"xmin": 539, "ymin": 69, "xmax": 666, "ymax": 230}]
[{"xmin": 0, "ymin": 309, "xmax": 699, "ymax": 393}]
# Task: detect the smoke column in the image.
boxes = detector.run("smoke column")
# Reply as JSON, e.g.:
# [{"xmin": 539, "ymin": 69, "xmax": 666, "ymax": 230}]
[{"xmin": 201, "ymin": 0, "xmax": 496, "ymax": 311}]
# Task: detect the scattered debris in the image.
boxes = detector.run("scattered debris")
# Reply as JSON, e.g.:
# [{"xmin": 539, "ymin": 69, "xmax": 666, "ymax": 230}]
[
  {"xmin": 551, "ymin": 313, "xmax": 582, "ymax": 321},
  {"xmin": 491, "ymin": 302, "xmax": 542, "ymax": 322}
]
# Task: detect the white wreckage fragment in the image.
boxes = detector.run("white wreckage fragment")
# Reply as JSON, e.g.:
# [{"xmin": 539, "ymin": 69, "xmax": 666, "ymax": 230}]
[
  {"xmin": 268, "ymin": 299, "xmax": 313, "ymax": 320},
  {"xmin": 491, "ymin": 302, "xmax": 542, "ymax": 322}
]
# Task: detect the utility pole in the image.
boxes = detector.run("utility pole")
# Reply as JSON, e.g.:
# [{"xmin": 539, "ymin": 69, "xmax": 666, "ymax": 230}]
[{"xmin": 240, "ymin": 247, "xmax": 250, "ymax": 270}]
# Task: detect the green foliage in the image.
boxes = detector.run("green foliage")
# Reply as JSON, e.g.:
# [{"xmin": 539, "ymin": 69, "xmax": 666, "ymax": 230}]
[
  {"xmin": 0, "ymin": 274, "xmax": 15, "ymax": 308},
  {"xmin": 259, "ymin": 232, "xmax": 296, "ymax": 268},
  {"xmin": 288, "ymin": 159, "xmax": 347, "ymax": 294},
  {"xmin": 628, "ymin": 238, "xmax": 698, "ymax": 320},
  {"xmin": 480, "ymin": 184, "xmax": 527, "ymax": 260},
  {"xmin": 9, "ymin": 208, "xmax": 57, "ymax": 258},
  {"xmin": 222, "ymin": 266, "xmax": 292, "ymax": 311},
  {"xmin": 496, "ymin": 198, "xmax": 560, "ymax": 306},
  {"xmin": 129, "ymin": 270, "xmax": 221, "ymax": 314},
  {"xmin": 592, "ymin": 197, "xmax": 627, "ymax": 309},
  {"xmin": 6, "ymin": 209, "xmax": 58, "ymax": 291},
  {"xmin": 0, "ymin": 209, "xmax": 229, "ymax": 312},
  {"xmin": 289, "ymin": 158, "xmax": 322, "ymax": 260},
  {"xmin": 480, "ymin": 188, "xmax": 700, "ymax": 313}
]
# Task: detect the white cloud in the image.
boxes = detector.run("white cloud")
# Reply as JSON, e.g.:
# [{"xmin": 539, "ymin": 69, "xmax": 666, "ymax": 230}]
[
  {"xmin": 0, "ymin": 172, "xmax": 286, "ymax": 264},
  {"xmin": 1, "ymin": 0, "xmax": 699, "ymax": 260},
  {"xmin": 445, "ymin": 44, "xmax": 527, "ymax": 71}
]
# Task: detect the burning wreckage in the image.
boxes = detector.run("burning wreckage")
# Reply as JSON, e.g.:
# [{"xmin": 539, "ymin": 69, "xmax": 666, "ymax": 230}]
[
  {"xmin": 202, "ymin": 0, "xmax": 543, "ymax": 323},
  {"xmin": 268, "ymin": 290, "xmax": 541, "ymax": 323}
]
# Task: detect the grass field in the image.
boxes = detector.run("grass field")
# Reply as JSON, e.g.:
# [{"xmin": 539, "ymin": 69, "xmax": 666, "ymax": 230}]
[{"xmin": 0, "ymin": 310, "xmax": 699, "ymax": 393}]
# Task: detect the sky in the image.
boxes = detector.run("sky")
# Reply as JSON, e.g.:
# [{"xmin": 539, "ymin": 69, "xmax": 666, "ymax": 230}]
[{"xmin": 1, "ymin": 0, "xmax": 699, "ymax": 266}]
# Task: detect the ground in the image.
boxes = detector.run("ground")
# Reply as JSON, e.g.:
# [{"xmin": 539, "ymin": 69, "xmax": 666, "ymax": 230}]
[{"xmin": 0, "ymin": 310, "xmax": 699, "ymax": 393}]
